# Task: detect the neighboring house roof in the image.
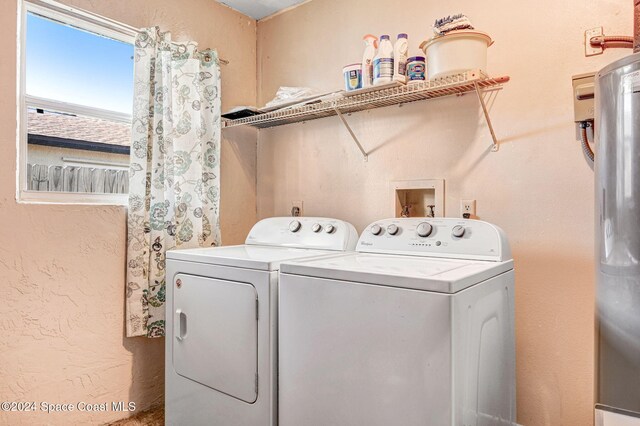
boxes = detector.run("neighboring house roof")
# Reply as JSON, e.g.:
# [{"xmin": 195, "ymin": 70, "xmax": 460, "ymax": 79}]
[{"xmin": 27, "ymin": 110, "xmax": 131, "ymax": 154}]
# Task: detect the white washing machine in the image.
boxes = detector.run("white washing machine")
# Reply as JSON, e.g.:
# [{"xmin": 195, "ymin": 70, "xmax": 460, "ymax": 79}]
[
  {"xmin": 165, "ymin": 217, "xmax": 358, "ymax": 426},
  {"xmin": 278, "ymin": 217, "xmax": 516, "ymax": 426}
]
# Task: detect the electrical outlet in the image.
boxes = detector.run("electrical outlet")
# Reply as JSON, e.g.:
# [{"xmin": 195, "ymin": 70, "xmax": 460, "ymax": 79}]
[
  {"xmin": 585, "ymin": 27, "xmax": 604, "ymax": 56},
  {"xmin": 291, "ymin": 200, "xmax": 303, "ymax": 217},
  {"xmin": 461, "ymin": 200, "xmax": 476, "ymax": 218}
]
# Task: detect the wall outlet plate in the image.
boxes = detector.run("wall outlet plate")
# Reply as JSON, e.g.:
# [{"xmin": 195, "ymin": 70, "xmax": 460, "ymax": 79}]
[
  {"xmin": 585, "ymin": 27, "xmax": 604, "ymax": 56},
  {"xmin": 291, "ymin": 200, "xmax": 303, "ymax": 217},
  {"xmin": 461, "ymin": 199, "xmax": 476, "ymax": 217}
]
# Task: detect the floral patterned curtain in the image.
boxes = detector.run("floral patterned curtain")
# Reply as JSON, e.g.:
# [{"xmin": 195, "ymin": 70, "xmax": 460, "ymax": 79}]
[{"xmin": 126, "ymin": 28, "xmax": 221, "ymax": 338}]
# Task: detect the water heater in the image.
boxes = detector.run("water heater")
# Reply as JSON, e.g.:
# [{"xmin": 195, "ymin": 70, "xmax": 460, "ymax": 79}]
[{"xmin": 595, "ymin": 52, "xmax": 640, "ymax": 425}]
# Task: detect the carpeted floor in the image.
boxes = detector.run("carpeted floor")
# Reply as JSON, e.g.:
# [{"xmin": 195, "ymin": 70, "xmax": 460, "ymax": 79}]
[{"xmin": 106, "ymin": 405, "xmax": 164, "ymax": 426}]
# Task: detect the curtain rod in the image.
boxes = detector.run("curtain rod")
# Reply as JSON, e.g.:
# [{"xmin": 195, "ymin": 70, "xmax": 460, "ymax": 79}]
[{"xmin": 31, "ymin": 0, "xmax": 230, "ymax": 65}]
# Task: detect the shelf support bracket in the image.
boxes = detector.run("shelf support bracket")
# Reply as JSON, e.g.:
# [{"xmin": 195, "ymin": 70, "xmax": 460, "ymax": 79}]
[
  {"xmin": 334, "ymin": 107, "xmax": 368, "ymax": 161},
  {"xmin": 474, "ymin": 83, "xmax": 499, "ymax": 152}
]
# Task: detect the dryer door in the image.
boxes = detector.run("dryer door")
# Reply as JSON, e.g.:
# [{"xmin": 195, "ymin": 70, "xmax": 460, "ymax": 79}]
[{"xmin": 172, "ymin": 274, "xmax": 258, "ymax": 403}]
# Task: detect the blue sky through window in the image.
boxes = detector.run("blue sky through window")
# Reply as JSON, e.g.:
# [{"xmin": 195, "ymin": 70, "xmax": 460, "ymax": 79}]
[{"xmin": 26, "ymin": 12, "xmax": 134, "ymax": 115}]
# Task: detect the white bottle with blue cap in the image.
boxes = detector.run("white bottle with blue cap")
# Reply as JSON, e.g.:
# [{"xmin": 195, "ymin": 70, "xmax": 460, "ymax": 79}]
[
  {"xmin": 373, "ymin": 35, "xmax": 393, "ymax": 85},
  {"xmin": 393, "ymin": 33, "xmax": 408, "ymax": 83}
]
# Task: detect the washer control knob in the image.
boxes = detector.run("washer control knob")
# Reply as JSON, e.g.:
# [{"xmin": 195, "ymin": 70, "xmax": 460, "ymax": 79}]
[
  {"xmin": 289, "ymin": 220, "xmax": 302, "ymax": 232},
  {"xmin": 452, "ymin": 225, "xmax": 465, "ymax": 238},
  {"xmin": 416, "ymin": 222, "xmax": 433, "ymax": 238},
  {"xmin": 312, "ymin": 223, "xmax": 322, "ymax": 233},
  {"xmin": 387, "ymin": 224, "xmax": 399, "ymax": 235},
  {"xmin": 371, "ymin": 224, "xmax": 383, "ymax": 235},
  {"xmin": 325, "ymin": 224, "xmax": 336, "ymax": 234}
]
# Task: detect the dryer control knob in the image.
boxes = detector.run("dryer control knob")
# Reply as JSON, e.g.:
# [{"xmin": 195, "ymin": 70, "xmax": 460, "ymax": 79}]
[
  {"xmin": 312, "ymin": 223, "xmax": 322, "ymax": 233},
  {"xmin": 325, "ymin": 224, "xmax": 335, "ymax": 234},
  {"xmin": 416, "ymin": 222, "xmax": 433, "ymax": 237},
  {"xmin": 371, "ymin": 224, "xmax": 383, "ymax": 235},
  {"xmin": 452, "ymin": 225, "xmax": 465, "ymax": 238},
  {"xmin": 289, "ymin": 220, "xmax": 302, "ymax": 232},
  {"xmin": 387, "ymin": 224, "xmax": 399, "ymax": 235}
]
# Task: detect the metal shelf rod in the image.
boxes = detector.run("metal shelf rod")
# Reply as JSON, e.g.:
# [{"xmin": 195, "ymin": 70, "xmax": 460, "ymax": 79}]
[
  {"xmin": 474, "ymin": 82, "xmax": 500, "ymax": 152},
  {"xmin": 334, "ymin": 107, "xmax": 368, "ymax": 161}
]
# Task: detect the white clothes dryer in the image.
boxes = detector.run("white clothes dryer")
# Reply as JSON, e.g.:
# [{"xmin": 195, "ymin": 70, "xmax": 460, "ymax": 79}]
[
  {"xmin": 278, "ymin": 217, "xmax": 516, "ymax": 426},
  {"xmin": 165, "ymin": 217, "xmax": 358, "ymax": 426}
]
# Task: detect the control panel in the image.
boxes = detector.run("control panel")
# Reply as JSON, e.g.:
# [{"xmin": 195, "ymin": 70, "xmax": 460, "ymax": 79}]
[
  {"xmin": 357, "ymin": 218, "xmax": 511, "ymax": 262},
  {"xmin": 245, "ymin": 217, "xmax": 359, "ymax": 251}
]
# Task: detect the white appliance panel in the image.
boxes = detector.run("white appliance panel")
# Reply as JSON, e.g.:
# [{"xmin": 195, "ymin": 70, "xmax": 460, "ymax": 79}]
[
  {"xmin": 278, "ymin": 274, "xmax": 452, "ymax": 426},
  {"xmin": 173, "ymin": 274, "xmax": 258, "ymax": 404},
  {"xmin": 278, "ymin": 217, "xmax": 515, "ymax": 426},
  {"xmin": 166, "ymin": 261, "xmax": 276, "ymax": 426},
  {"xmin": 596, "ymin": 409, "xmax": 640, "ymax": 426},
  {"xmin": 280, "ymin": 252, "xmax": 513, "ymax": 293},
  {"xmin": 358, "ymin": 218, "xmax": 510, "ymax": 261},
  {"xmin": 245, "ymin": 216, "xmax": 358, "ymax": 251},
  {"xmin": 452, "ymin": 271, "xmax": 516, "ymax": 425},
  {"xmin": 167, "ymin": 245, "xmax": 333, "ymax": 271},
  {"xmin": 166, "ymin": 217, "xmax": 358, "ymax": 270},
  {"xmin": 166, "ymin": 217, "xmax": 359, "ymax": 426}
]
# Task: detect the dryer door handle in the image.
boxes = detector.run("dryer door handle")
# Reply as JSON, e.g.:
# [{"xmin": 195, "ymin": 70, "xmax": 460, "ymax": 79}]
[{"xmin": 175, "ymin": 309, "xmax": 187, "ymax": 341}]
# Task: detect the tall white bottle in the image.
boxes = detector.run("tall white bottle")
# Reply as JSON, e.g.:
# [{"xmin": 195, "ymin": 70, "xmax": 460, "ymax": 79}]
[
  {"xmin": 373, "ymin": 35, "xmax": 393, "ymax": 86},
  {"xmin": 393, "ymin": 33, "xmax": 408, "ymax": 83},
  {"xmin": 362, "ymin": 34, "xmax": 378, "ymax": 89}
]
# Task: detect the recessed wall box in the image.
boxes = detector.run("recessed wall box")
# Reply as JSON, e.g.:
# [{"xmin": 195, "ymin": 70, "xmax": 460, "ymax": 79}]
[{"xmin": 391, "ymin": 179, "xmax": 444, "ymax": 218}]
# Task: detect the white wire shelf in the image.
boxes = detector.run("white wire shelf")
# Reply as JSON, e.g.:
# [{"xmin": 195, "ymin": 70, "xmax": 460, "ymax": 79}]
[
  {"xmin": 222, "ymin": 70, "xmax": 509, "ymax": 130},
  {"xmin": 222, "ymin": 70, "xmax": 510, "ymax": 159}
]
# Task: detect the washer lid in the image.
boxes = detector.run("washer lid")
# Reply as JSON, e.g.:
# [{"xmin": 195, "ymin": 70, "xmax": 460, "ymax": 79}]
[
  {"xmin": 167, "ymin": 245, "xmax": 335, "ymax": 271},
  {"xmin": 280, "ymin": 252, "xmax": 513, "ymax": 293}
]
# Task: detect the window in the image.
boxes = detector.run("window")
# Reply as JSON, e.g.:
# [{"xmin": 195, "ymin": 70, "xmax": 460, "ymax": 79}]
[{"xmin": 18, "ymin": 0, "xmax": 136, "ymax": 204}]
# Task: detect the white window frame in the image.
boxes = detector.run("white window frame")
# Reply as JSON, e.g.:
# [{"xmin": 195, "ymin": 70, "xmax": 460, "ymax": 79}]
[{"xmin": 16, "ymin": 0, "xmax": 137, "ymax": 205}]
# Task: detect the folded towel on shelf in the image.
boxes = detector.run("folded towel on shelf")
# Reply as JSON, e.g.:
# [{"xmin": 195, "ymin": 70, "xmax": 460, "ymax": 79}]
[{"xmin": 433, "ymin": 14, "xmax": 474, "ymax": 36}]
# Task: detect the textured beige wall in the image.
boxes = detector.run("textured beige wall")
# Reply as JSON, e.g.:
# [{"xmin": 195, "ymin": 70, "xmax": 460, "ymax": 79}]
[
  {"xmin": 0, "ymin": 1, "xmax": 256, "ymax": 424},
  {"xmin": 256, "ymin": 1, "xmax": 631, "ymax": 425}
]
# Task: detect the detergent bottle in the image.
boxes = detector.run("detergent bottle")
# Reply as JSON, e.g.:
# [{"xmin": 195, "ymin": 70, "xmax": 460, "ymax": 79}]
[
  {"xmin": 373, "ymin": 35, "xmax": 393, "ymax": 85},
  {"xmin": 361, "ymin": 34, "xmax": 378, "ymax": 88},
  {"xmin": 393, "ymin": 33, "xmax": 408, "ymax": 83}
]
